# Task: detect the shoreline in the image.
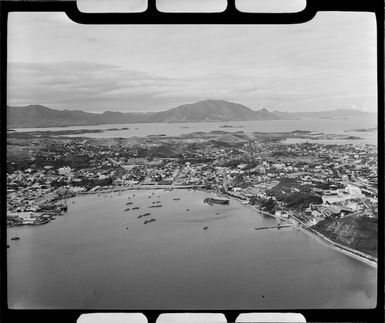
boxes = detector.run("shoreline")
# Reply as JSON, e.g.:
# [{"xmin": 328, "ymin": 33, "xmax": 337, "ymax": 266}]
[
  {"xmin": 218, "ymin": 188, "xmax": 378, "ymax": 269},
  {"xmin": 69, "ymin": 186, "xmax": 377, "ymax": 268},
  {"xmin": 290, "ymin": 215, "xmax": 377, "ymax": 269}
]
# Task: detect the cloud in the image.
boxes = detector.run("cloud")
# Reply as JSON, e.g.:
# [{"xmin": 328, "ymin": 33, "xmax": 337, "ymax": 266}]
[
  {"xmin": 7, "ymin": 62, "xmax": 185, "ymax": 111},
  {"xmin": 7, "ymin": 12, "xmax": 377, "ymax": 113}
]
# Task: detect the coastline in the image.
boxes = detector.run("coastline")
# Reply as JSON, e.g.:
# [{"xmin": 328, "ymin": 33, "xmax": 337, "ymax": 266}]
[
  {"xmin": 199, "ymin": 189, "xmax": 377, "ymax": 269},
  {"xmin": 73, "ymin": 186, "xmax": 377, "ymax": 268},
  {"xmin": 290, "ymin": 215, "xmax": 377, "ymax": 269}
]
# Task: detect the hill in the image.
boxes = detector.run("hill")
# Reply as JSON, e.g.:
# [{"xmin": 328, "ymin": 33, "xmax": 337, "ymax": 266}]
[
  {"xmin": 314, "ymin": 215, "xmax": 377, "ymax": 257},
  {"xmin": 7, "ymin": 105, "xmax": 103, "ymax": 128},
  {"xmin": 7, "ymin": 99, "xmax": 279, "ymax": 128},
  {"xmin": 146, "ymin": 99, "xmax": 279, "ymax": 123},
  {"xmin": 7, "ymin": 100, "xmax": 371, "ymax": 128}
]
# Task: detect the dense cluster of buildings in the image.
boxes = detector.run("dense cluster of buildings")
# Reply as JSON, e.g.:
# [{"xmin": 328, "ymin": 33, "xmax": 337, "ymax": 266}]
[{"xmin": 7, "ymin": 137, "xmax": 377, "ymax": 233}]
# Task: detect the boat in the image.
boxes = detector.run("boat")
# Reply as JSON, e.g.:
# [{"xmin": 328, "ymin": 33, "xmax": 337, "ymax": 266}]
[
  {"xmin": 7, "ymin": 245, "xmax": 10, "ymax": 248},
  {"xmin": 143, "ymin": 213, "xmax": 151, "ymax": 216},
  {"xmin": 132, "ymin": 207, "xmax": 140, "ymax": 210},
  {"xmin": 144, "ymin": 218, "xmax": 156, "ymax": 224},
  {"xmin": 204, "ymin": 198, "xmax": 229, "ymax": 205},
  {"xmin": 203, "ymin": 226, "xmax": 208, "ymax": 230},
  {"xmin": 173, "ymin": 198, "xmax": 181, "ymax": 201},
  {"xmin": 154, "ymin": 205, "xmax": 162, "ymax": 208},
  {"xmin": 186, "ymin": 209, "xmax": 190, "ymax": 211},
  {"xmin": 124, "ymin": 208, "xmax": 130, "ymax": 211},
  {"xmin": 11, "ymin": 236, "xmax": 20, "ymax": 241},
  {"xmin": 126, "ymin": 202, "xmax": 133, "ymax": 205},
  {"xmin": 215, "ymin": 212, "xmax": 220, "ymax": 215},
  {"xmin": 137, "ymin": 215, "xmax": 143, "ymax": 218}
]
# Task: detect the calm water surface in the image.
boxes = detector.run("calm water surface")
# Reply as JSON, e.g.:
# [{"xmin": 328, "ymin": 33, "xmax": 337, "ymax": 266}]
[
  {"xmin": 7, "ymin": 190, "xmax": 376, "ymax": 309},
  {"xmin": 13, "ymin": 117, "xmax": 377, "ymax": 145}
]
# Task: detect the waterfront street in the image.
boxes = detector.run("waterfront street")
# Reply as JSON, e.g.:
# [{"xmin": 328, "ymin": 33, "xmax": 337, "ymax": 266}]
[{"xmin": 7, "ymin": 131, "xmax": 378, "ymax": 261}]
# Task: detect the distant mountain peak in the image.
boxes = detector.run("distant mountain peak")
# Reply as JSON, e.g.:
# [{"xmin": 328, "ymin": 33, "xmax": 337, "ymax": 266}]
[{"xmin": 7, "ymin": 100, "xmax": 370, "ymax": 128}]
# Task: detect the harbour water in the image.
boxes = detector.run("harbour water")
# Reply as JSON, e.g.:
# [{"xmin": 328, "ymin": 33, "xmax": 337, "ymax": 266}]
[
  {"xmin": 7, "ymin": 189, "xmax": 377, "ymax": 309},
  {"xmin": 12, "ymin": 116, "xmax": 378, "ymax": 145}
]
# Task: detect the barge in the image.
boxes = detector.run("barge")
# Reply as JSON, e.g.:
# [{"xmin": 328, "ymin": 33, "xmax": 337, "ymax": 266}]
[{"xmin": 204, "ymin": 198, "xmax": 230, "ymax": 205}]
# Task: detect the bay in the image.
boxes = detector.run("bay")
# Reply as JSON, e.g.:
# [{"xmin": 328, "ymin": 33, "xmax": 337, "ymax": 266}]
[{"xmin": 7, "ymin": 189, "xmax": 377, "ymax": 309}]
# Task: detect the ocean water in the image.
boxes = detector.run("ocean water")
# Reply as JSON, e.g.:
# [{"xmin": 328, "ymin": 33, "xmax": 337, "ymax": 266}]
[
  {"xmin": 7, "ymin": 189, "xmax": 377, "ymax": 309},
  {"xmin": 13, "ymin": 116, "xmax": 378, "ymax": 145}
]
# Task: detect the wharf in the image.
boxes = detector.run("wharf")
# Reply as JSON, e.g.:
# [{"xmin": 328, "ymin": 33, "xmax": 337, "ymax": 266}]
[{"xmin": 254, "ymin": 224, "xmax": 293, "ymax": 231}]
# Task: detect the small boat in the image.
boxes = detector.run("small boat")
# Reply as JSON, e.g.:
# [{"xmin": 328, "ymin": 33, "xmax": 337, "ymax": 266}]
[
  {"xmin": 186, "ymin": 209, "xmax": 190, "ymax": 211},
  {"xmin": 203, "ymin": 226, "xmax": 208, "ymax": 230},
  {"xmin": 144, "ymin": 218, "xmax": 156, "ymax": 224},
  {"xmin": 173, "ymin": 198, "xmax": 181, "ymax": 201},
  {"xmin": 137, "ymin": 215, "xmax": 143, "ymax": 218},
  {"xmin": 124, "ymin": 208, "xmax": 130, "ymax": 211},
  {"xmin": 72, "ymin": 201, "xmax": 75, "ymax": 204},
  {"xmin": 143, "ymin": 213, "xmax": 151, "ymax": 216},
  {"xmin": 7, "ymin": 245, "xmax": 10, "ymax": 248},
  {"xmin": 126, "ymin": 202, "xmax": 133, "ymax": 205},
  {"xmin": 215, "ymin": 212, "xmax": 220, "ymax": 215},
  {"xmin": 132, "ymin": 207, "xmax": 140, "ymax": 210},
  {"xmin": 148, "ymin": 196, "xmax": 151, "ymax": 198},
  {"xmin": 11, "ymin": 236, "xmax": 20, "ymax": 241}
]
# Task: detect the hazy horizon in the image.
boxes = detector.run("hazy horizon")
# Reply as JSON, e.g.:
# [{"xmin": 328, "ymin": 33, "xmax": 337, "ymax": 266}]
[
  {"xmin": 7, "ymin": 98, "xmax": 375, "ymax": 115},
  {"xmin": 7, "ymin": 11, "xmax": 377, "ymax": 113}
]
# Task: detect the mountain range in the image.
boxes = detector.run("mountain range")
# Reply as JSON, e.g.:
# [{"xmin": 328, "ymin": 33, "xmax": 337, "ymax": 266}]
[{"xmin": 7, "ymin": 99, "xmax": 372, "ymax": 128}]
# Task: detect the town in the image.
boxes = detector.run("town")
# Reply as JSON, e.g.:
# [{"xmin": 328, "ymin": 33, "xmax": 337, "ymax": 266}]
[{"xmin": 7, "ymin": 130, "xmax": 378, "ymax": 260}]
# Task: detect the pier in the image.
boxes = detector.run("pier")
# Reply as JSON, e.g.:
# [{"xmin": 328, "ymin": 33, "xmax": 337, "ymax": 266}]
[{"xmin": 254, "ymin": 224, "xmax": 293, "ymax": 231}]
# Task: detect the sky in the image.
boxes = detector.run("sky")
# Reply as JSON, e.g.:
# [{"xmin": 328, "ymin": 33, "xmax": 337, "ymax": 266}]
[{"xmin": 7, "ymin": 10, "xmax": 377, "ymax": 113}]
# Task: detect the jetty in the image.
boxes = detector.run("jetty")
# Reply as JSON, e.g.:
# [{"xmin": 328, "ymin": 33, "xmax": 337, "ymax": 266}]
[{"xmin": 254, "ymin": 225, "xmax": 292, "ymax": 231}]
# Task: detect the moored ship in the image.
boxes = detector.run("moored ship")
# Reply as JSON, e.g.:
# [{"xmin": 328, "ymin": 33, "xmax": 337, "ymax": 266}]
[{"xmin": 203, "ymin": 198, "xmax": 229, "ymax": 205}]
